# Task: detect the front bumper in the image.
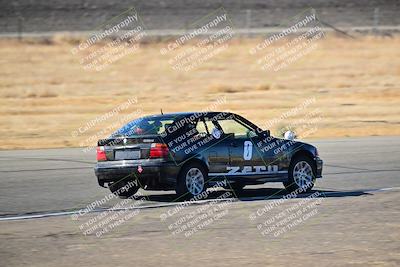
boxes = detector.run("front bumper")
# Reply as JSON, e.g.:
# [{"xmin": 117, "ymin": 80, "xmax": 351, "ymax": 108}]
[
  {"xmin": 94, "ymin": 159, "xmax": 179, "ymax": 188},
  {"xmin": 315, "ymin": 157, "xmax": 323, "ymax": 178}
]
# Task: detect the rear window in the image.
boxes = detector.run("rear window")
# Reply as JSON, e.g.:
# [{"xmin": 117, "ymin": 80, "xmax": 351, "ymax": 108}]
[{"xmin": 111, "ymin": 117, "xmax": 175, "ymax": 137}]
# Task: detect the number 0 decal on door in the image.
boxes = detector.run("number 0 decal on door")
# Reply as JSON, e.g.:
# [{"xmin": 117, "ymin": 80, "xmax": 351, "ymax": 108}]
[{"xmin": 243, "ymin": 141, "xmax": 253, "ymax": 160}]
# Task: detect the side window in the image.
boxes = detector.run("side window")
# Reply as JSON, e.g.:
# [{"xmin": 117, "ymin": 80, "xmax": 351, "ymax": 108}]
[
  {"xmin": 158, "ymin": 120, "xmax": 175, "ymax": 134},
  {"xmin": 195, "ymin": 120, "xmax": 208, "ymax": 135},
  {"xmin": 205, "ymin": 121, "xmax": 217, "ymax": 134},
  {"xmin": 217, "ymin": 119, "xmax": 253, "ymax": 138},
  {"xmin": 196, "ymin": 120, "xmax": 217, "ymax": 135}
]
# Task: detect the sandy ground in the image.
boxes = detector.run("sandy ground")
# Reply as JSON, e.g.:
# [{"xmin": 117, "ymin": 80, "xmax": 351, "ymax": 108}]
[{"xmin": 0, "ymin": 35, "xmax": 399, "ymax": 149}]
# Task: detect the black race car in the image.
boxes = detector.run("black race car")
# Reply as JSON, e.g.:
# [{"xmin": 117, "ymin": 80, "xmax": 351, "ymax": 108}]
[{"xmin": 94, "ymin": 112, "xmax": 323, "ymax": 198}]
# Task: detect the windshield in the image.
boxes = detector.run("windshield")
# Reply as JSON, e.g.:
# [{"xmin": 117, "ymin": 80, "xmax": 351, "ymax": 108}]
[{"xmin": 111, "ymin": 117, "xmax": 175, "ymax": 137}]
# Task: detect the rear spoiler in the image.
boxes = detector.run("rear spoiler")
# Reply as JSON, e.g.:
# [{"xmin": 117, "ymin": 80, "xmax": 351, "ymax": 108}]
[{"xmin": 97, "ymin": 135, "xmax": 162, "ymax": 146}]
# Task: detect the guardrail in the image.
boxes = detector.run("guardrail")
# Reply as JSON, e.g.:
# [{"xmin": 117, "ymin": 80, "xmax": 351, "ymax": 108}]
[{"xmin": 1, "ymin": 25, "xmax": 399, "ymax": 39}]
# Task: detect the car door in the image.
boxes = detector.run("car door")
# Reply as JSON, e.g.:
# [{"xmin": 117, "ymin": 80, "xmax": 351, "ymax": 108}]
[
  {"xmin": 250, "ymin": 134, "xmax": 286, "ymax": 177},
  {"xmin": 194, "ymin": 118, "xmax": 230, "ymax": 176},
  {"xmin": 217, "ymin": 117, "xmax": 287, "ymax": 181},
  {"xmin": 215, "ymin": 118, "xmax": 265, "ymax": 179}
]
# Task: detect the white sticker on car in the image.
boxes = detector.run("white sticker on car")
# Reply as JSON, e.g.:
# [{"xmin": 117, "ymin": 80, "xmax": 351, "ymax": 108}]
[
  {"xmin": 212, "ymin": 128, "xmax": 221, "ymax": 139},
  {"xmin": 243, "ymin": 141, "xmax": 253, "ymax": 160}
]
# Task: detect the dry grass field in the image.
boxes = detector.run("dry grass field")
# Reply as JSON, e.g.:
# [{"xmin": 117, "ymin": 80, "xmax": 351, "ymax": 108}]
[{"xmin": 0, "ymin": 34, "xmax": 399, "ymax": 149}]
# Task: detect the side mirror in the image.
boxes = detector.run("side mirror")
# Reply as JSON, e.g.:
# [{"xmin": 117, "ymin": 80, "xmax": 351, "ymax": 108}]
[{"xmin": 257, "ymin": 128, "xmax": 270, "ymax": 137}]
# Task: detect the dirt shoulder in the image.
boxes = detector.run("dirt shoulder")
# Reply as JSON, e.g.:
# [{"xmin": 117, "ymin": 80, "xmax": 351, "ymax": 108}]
[{"xmin": 0, "ymin": 35, "xmax": 399, "ymax": 149}]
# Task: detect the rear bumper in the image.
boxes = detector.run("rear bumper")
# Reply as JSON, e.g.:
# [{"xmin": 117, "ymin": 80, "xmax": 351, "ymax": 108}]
[
  {"xmin": 94, "ymin": 159, "xmax": 179, "ymax": 188},
  {"xmin": 315, "ymin": 157, "xmax": 323, "ymax": 178}
]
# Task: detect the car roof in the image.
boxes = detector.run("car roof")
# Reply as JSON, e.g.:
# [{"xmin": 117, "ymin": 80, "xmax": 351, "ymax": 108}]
[
  {"xmin": 127, "ymin": 111, "xmax": 259, "ymax": 130},
  {"xmin": 146, "ymin": 111, "xmax": 233, "ymax": 118}
]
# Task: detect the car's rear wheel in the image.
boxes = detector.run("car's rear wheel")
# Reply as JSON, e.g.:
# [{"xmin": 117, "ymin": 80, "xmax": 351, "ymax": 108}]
[
  {"xmin": 284, "ymin": 156, "xmax": 316, "ymax": 193},
  {"xmin": 109, "ymin": 180, "xmax": 139, "ymax": 198},
  {"xmin": 176, "ymin": 162, "xmax": 207, "ymax": 199}
]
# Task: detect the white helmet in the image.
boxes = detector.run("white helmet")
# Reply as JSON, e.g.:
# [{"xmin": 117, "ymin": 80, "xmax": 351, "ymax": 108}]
[{"xmin": 284, "ymin": 130, "xmax": 296, "ymax": 140}]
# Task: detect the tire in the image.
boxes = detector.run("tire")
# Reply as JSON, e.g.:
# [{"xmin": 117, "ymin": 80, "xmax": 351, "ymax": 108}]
[
  {"xmin": 176, "ymin": 162, "xmax": 207, "ymax": 199},
  {"xmin": 109, "ymin": 180, "xmax": 139, "ymax": 198},
  {"xmin": 284, "ymin": 155, "xmax": 316, "ymax": 193}
]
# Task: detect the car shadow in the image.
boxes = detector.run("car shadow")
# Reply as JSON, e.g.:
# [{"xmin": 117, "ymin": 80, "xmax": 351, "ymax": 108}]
[{"xmin": 135, "ymin": 187, "xmax": 371, "ymax": 203}]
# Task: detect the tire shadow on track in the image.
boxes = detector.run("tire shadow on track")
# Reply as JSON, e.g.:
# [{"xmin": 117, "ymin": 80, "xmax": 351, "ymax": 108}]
[{"xmin": 134, "ymin": 188, "xmax": 371, "ymax": 203}]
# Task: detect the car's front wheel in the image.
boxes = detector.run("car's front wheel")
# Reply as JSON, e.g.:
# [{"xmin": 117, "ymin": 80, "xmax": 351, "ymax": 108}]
[
  {"xmin": 284, "ymin": 156, "xmax": 316, "ymax": 193},
  {"xmin": 176, "ymin": 162, "xmax": 207, "ymax": 199}
]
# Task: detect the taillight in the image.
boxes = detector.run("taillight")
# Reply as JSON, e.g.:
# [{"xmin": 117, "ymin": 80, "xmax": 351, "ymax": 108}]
[
  {"xmin": 96, "ymin": 146, "xmax": 107, "ymax": 161},
  {"xmin": 150, "ymin": 143, "xmax": 169, "ymax": 158}
]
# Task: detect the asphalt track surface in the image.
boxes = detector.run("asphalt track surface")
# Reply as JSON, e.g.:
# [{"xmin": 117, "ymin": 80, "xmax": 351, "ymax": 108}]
[
  {"xmin": 0, "ymin": 136, "xmax": 399, "ymax": 217},
  {"xmin": 0, "ymin": 136, "xmax": 399, "ymax": 266}
]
